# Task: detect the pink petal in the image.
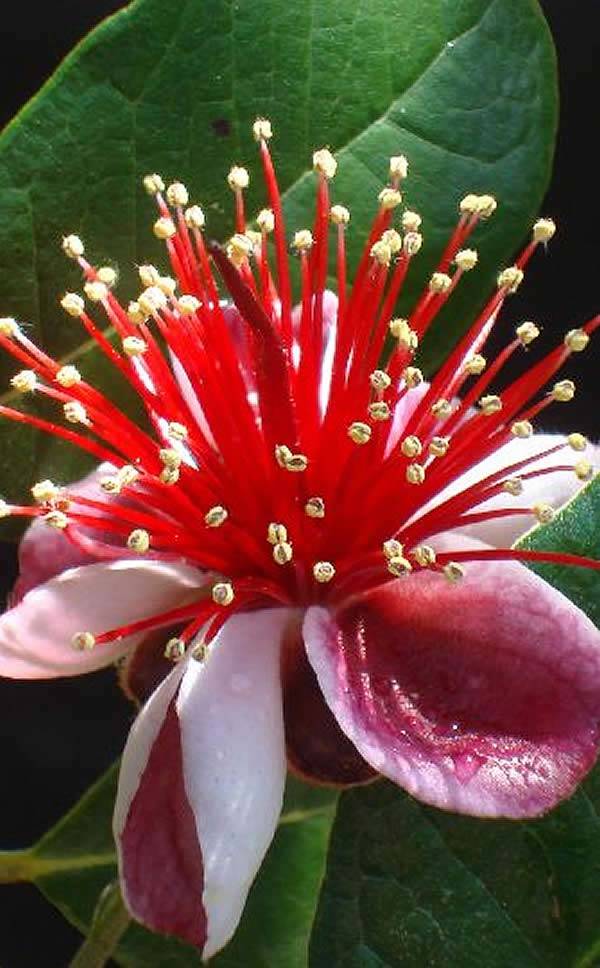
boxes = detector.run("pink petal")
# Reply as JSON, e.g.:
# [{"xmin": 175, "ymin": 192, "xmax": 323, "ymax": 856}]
[
  {"xmin": 114, "ymin": 609, "xmax": 289, "ymax": 958},
  {"xmin": 0, "ymin": 560, "xmax": 204, "ymax": 679},
  {"xmin": 303, "ymin": 552, "xmax": 600, "ymax": 818},
  {"xmin": 11, "ymin": 462, "xmax": 117, "ymax": 602}
]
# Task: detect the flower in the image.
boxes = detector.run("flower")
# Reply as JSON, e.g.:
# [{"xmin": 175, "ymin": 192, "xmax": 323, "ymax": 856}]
[{"xmin": 1, "ymin": 120, "xmax": 600, "ymax": 958}]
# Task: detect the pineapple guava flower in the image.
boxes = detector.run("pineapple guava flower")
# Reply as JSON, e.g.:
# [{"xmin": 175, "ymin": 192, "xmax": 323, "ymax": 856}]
[{"xmin": 1, "ymin": 120, "xmax": 600, "ymax": 956}]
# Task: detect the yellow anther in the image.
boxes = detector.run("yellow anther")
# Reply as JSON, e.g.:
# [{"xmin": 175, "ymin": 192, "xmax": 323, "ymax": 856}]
[
  {"xmin": 516, "ymin": 321, "xmax": 540, "ymax": 346},
  {"xmin": 97, "ymin": 266, "xmax": 117, "ymax": 287},
  {"xmin": 479, "ymin": 394, "xmax": 502, "ymax": 415},
  {"xmin": 139, "ymin": 265, "xmax": 160, "ymax": 287},
  {"xmin": 267, "ymin": 522, "xmax": 288, "ymax": 545},
  {"xmin": 0, "ymin": 317, "xmax": 18, "ymax": 337},
  {"xmin": 330, "ymin": 204, "xmax": 350, "ymax": 225},
  {"xmin": 383, "ymin": 539, "xmax": 403, "ymax": 560},
  {"xmin": 122, "ymin": 336, "xmax": 148, "ymax": 357},
  {"xmin": 313, "ymin": 148, "xmax": 337, "ymax": 179},
  {"xmin": 204, "ymin": 505, "xmax": 228, "ymax": 529},
  {"xmin": 292, "ymin": 229, "xmax": 314, "ymax": 252},
  {"xmin": 178, "ymin": 294, "xmax": 201, "ymax": 315},
  {"xmin": 389, "ymin": 155, "xmax": 409, "ymax": 179},
  {"xmin": 227, "ymin": 166, "xmax": 250, "ymax": 191},
  {"xmin": 503, "ymin": 478, "xmax": 524, "ymax": 496},
  {"xmin": 402, "ymin": 210, "xmax": 422, "ymax": 232},
  {"xmin": 454, "ymin": 249, "xmax": 478, "ymax": 271},
  {"xmin": 257, "ymin": 209, "xmax": 275, "ymax": 233},
  {"xmin": 153, "ymin": 216, "xmax": 177, "ymax": 240},
  {"xmin": 275, "ymin": 444, "xmax": 292, "ymax": 468},
  {"xmin": 185, "ymin": 205, "xmax": 206, "ymax": 230},
  {"xmin": 138, "ymin": 286, "xmax": 168, "ymax": 316},
  {"xmin": 575, "ymin": 459, "xmax": 593, "ymax": 481},
  {"xmin": 313, "ymin": 561, "xmax": 336, "ymax": 583},
  {"xmin": 227, "ymin": 233, "xmax": 254, "ymax": 266},
  {"xmin": 431, "ymin": 398, "xmax": 453, "ymax": 419},
  {"xmin": 191, "ymin": 642, "xmax": 208, "ymax": 663},
  {"xmin": 11, "ymin": 370, "xmax": 37, "ymax": 393},
  {"xmin": 511, "ymin": 420, "xmax": 534, "ymax": 439},
  {"xmin": 245, "ymin": 229, "xmax": 262, "ymax": 248},
  {"xmin": 568, "ymin": 432, "xmax": 588, "ymax": 452},
  {"xmin": 400, "ymin": 435, "xmax": 422, "ymax": 458},
  {"xmin": 168, "ymin": 422, "xmax": 188, "ymax": 442},
  {"xmin": 348, "ymin": 422, "xmax": 372, "ymax": 445},
  {"xmin": 31, "ymin": 480, "xmax": 60, "ymax": 503},
  {"xmin": 0, "ymin": 500, "xmax": 11, "ymax": 518},
  {"xmin": 44, "ymin": 510, "xmax": 69, "ymax": 530},
  {"xmin": 403, "ymin": 366, "xmax": 424, "ymax": 388},
  {"xmin": 378, "ymin": 187, "xmax": 402, "ymax": 211},
  {"xmin": 533, "ymin": 503, "xmax": 555, "ymax": 524},
  {"xmin": 84, "ymin": 281, "xmax": 108, "ymax": 303},
  {"xmin": 160, "ymin": 448, "xmax": 182, "ymax": 469},
  {"xmin": 305, "ymin": 497, "xmax": 325, "ymax": 519},
  {"xmin": 71, "ymin": 631, "xmax": 95, "ymax": 652},
  {"xmin": 61, "ymin": 293, "xmax": 85, "ymax": 317},
  {"xmin": 273, "ymin": 541, "xmax": 294, "ymax": 565},
  {"xmin": 164, "ymin": 638, "xmax": 186, "ymax": 662},
  {"xmin": 497, "ymin": 266, "xmax": 524, "ymax": 293},
  {"xmin": 100, "ymin": 475, "xmax": 122, "ymax": 495},
  {"xmin": 275, "ymin": 445, "xmax": 309, "ymax": 472},
  {"xmin": 389, "ymin": 318, "xmax": 418, "ymax": 350},
  {"xmin": 370, "ymin": 369, "xmax": 391, "ymax": 392},
  {"xmin": 158, "ymin": 276, "xmax": 177, "ymax": 297},
  {"xmin": 460, "ymin": 194, "xmax": 479, "ymax": 215},
  {"xmin": 406, "ymin": 462, "xmax": 426, "ymax": 485},
  {"xmin": 387, "ymin": 555, "xmax": 412, "ymax": 578},
  {"xmin": 159, "ymin": 466, "xmax": 180, "ymax": 485},
  {"xmin": 463, "ymin": 354, "xmax": 487, "ymax": 376},
  {"xmin": 143, "ymin": 173, "xmax": 165, "ymax": 195},
  {"xmin": 127, "ymin": 528, "xmax": 151, "ymax": 553},
  {"xmin": 63, "ymin": 401, "xmax": 88, "ymax": 425},
  {"xmin": 403, "ymin": 232, "xmax": 423, "ymax": 256},
  {"xmin": 564, "ymin": 328, "xmax": 589, "ymax": 352},
  {"xmin": 552, "ymin": 379, "xmax": 576, "ymax": 402},
  {"xmin": 212, "ymin": 581, "xmax": 234, "ymax": 606},
  {"xmin": 62, "ymin": 234, "xmax": 84, "ymax": 259},
  {"xmin": 167, "ymin": 182, "xmax": 189, "ymax": 207},
  {"xmin": 55, "ymin": 365, "xmax": 82, "ymax": 388},
  {"xmin": 127, "ymin": 301, "xmax": 146, "ymax": 325},
  {"xmin": 412, "ymin": 545, "xmax": 437, "ymax": 567},
  {"xmin": 429, "ymin": 272, "xmax": 452, "ymax": 294},
  {"xmin": 443, "ymin": 561, "xmax": 465, "ymax": 582},
  {"xmin": 533, "ymin": 218, "xmax": 556, "ymax": 243},
  {"xmin": 252, "ymin": 117, "xmax": 273, "ymax": 141},
  {"xmin": 118, "ymin": 465, "xmax": 140, "ymax": 486},
  {"xmin": 370, "ymin": 240, "xmax": 392, "ymax": 267},
  {"xmin": 429, "ymin": 436, "xmax": 450, "ymax": 458},
  {"xmin": 477, "ymin": 195, "xmax": 497, "ymax": 218},
  {"xmin": 381, "ymin": 229, "xmax": 402, "ymax": 255},
  {"xmin": 368, "ymin": 401, "xmax": 391, "ymax": 422}
]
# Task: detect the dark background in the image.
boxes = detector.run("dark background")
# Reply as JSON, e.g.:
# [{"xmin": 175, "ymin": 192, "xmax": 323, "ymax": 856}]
[{"xmin": 0, "ymin": 1, "xmax": 598, "ymax": 965}]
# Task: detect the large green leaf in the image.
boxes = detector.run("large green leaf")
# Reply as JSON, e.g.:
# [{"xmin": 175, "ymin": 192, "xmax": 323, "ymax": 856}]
[
  {"xmin": 0, "ymin": 0, "xmax": 556, "ymax": 506},
  {"xmin": 309, "ymin": 774, "xmax": 600, "ymax": 968},
  {"xmin": 0, "ymin": 760, "xmax": 336, "ymax": 967}
]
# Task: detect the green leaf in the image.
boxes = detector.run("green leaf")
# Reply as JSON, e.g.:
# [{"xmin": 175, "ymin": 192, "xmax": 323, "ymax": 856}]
[
  {"xmin": 0, "ymin": 0, "xmax": 556, "ymax": 506},
  {"xmin": 516, "ymin": 475, "xmax": 600, "ymax": 630},
  {"xmin": 309, "ymin": 775, "xmax": 600, "ymax": 968},
  {"xmin": 0, "ymin": 760, "xmax": 335, "ymax": 967}
]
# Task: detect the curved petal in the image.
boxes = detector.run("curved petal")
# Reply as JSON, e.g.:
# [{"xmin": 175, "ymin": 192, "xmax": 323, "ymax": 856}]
[
  {"xmin": 304, "ymin": 551, "xmax": 600, "ymax": 818},
  {"xmin": 11, "ymin": 462, "xmax": 117, "ymax": 602},
  {"xmin": 432, "ymin": 433, "xmax": 600, "ymax": 548},
  {"xmin": 114, "ymin": 608, "xmax": 289, "ymax": 958},
  {"xmin": 0, "ymin": 559, "xmax": 204, "ymax": 679}
]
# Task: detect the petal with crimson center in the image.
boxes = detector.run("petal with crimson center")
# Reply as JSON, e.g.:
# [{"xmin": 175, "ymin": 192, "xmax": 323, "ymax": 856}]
[
  {"xmin": 303, "ymin": 551, "xmax": 600, "ymax": 818},
  {"xmin": 114, "ymin": 608, "xmax": 289, "ymax": 958}
]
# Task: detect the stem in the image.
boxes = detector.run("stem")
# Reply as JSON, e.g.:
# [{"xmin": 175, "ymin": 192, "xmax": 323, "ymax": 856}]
[
  {"xmin": 0, "ymin": 849, "xmax": 35, "ymax": 882},
  {"xmin": 69, "ymin": 883, "xmax": 131, "ymax": 968}
]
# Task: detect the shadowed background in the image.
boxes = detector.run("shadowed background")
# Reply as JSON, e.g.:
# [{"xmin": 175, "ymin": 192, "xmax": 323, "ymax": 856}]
[{"xmin": 0, "ymin": 1, "xmax": 598, "ymax": 964}]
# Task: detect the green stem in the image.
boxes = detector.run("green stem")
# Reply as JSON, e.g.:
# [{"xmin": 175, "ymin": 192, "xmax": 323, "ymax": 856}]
[
  {"xmin": 69, "ymin": 882, "xmax": 131, "ymax": 968},
  {"xmin": 0, "ymin": 848, "xmax": 116, "ymax": 882},
  {"xmin": 0, "ymin": 849, "xmax": 36, "ymax": 883}
]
